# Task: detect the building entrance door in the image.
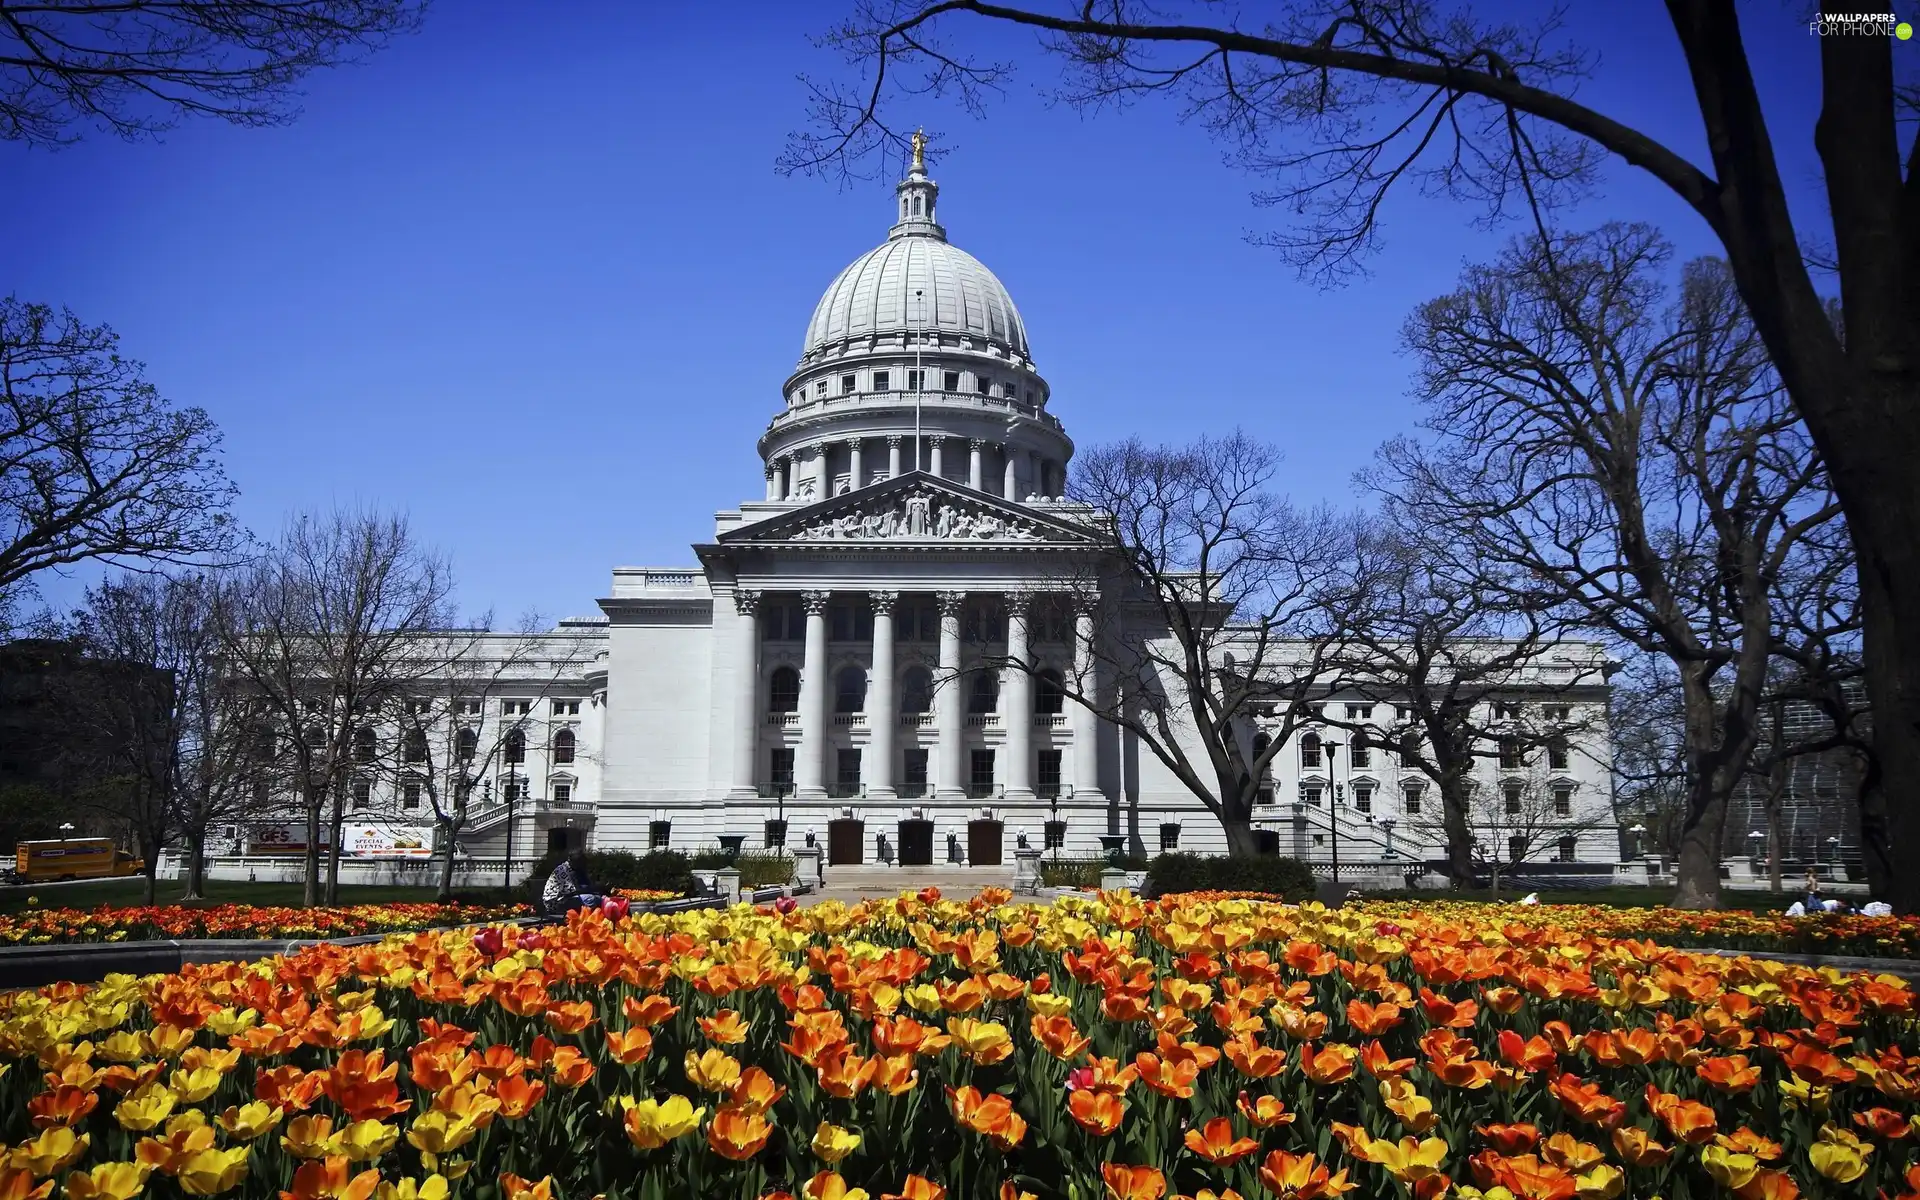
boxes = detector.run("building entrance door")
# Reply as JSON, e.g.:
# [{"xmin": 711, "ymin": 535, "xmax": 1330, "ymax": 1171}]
[
  {"xmin": 896, "ymin": 819, "xmax": 935, "ymax": 866},
  {"xmin": 967, "ymin": 819, "xmax": 1004, "ymax": 867},
  {"xmin": 545, "ymin": 828, "xmax": 585, "ymax": 855},
  {"xmin": 827, "ymin": 819, "xmax": 865, "ymax": 866}
]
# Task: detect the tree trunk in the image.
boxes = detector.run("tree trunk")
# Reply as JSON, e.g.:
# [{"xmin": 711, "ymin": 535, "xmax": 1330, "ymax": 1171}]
[
  {"xmin": 1671, "ymin": 767, "xmax": 1727, "ymax": 909},
  {"xmin": 302, "ymin": 792, "xmax": 322, "ymax": 908},
  {"xmin": 142, "ymin": 857, "xmax": 158, "ymax": 906},
  {"xmin": 1488, "ymin": 859, "xmax": 1500, "ymax": 903},
  {"xmin": 1852, "ymin": 746, "xmax": 1892, "ymax": 900},
  {"xmin": 325, "ymin": 796, "xmax": 345, "ymax": 905},
  {"xmin": 183, "ymin": 829, "xmax": 207, "ymax": 900},
  {"xmin": 1764, "ymin": 758, "xmax": 1788, "ymax": 894},
  {"xmin": 1767, "ymin": 796, "xmax": 1783, "ymax": 895},
  {"xmin": 1436, "ymin": 772, "xmax": 1476, "ymax": 886},
  {"xmin": 437, "ymin": 817, "xmax": 457, "ymax": 901},
  {"xmin": 1219, "ymin": 807, "xmax": 1260, "ymax": 857}
]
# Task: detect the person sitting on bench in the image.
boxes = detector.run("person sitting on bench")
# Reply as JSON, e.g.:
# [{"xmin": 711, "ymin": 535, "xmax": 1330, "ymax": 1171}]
[{"xmin": 541, "ymin": 851, "xmax": 603, "ymax": 916}]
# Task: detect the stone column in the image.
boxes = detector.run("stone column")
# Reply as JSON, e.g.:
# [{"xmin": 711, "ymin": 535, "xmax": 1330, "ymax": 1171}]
[
  {"xmin": 969, "ymin": 439, "xmax": 985, "ymax": 491},
  {"xmin": 813, "ymin": 446, "xmax": 831, "ymax": 500},
  {"xmin": 935, "ymin": 590, "xmax": 967, "ymax": 799},
  {"xmin": 796, "ymin": 590, "xmax": 832, "ymax": 798},
  {"xmin": 1004, "ymin": 592, "xmax": 1035, "ymax": 800},
  {"xmin": 776, "ymin": 458, "xmax": 790, "ymax": 500},
  {"xmin": 764, "ymin": 466, "xmax": 779, "ymax": 502},
  {"xmin": 886, "ymin": 436, "xmax": 903, "ymax": 481},
  {"xmin": 929, "ymin": 437, "xmax": 945, "ymax": 480},
  {"xmin": 1002, "ymin": 449, "xmax": 1018, "ymax": 498},
  {"xmin": 729, "ymin": 590, "xmax": 761, "ymax": 799},
  {"xmin": 865, "ymin": 591, "xmax": 899, "ymax": 798},
  {"xmin": 848, "ymin": 439, "xmax": 864, "ymax": 491},
  {"xmin": 1027, "ymin": 450, "xmax": 1042, "ymax": 499},
  {"xmin": 1072, "ymin": 604, "xmax": 1102, "ymax": 799}
]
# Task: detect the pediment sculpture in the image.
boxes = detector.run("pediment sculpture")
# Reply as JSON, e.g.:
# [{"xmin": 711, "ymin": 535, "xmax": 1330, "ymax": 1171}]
[{"xmin": 787, "ymin": 486, "xmax": 1048, "ymax": 542}]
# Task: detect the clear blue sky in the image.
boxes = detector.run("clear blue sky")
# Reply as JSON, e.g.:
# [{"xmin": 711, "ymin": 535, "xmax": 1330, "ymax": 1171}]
[{"xmin": 4, "ymin": 1, "xmax": 1830, "ymax": 626}]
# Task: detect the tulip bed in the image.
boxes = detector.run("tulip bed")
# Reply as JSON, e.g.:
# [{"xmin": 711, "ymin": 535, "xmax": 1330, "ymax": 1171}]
[
  {"xmin": 0, "ymin": 903, "xmax": 528, "ymax": 947},
  {"xmin": 1, "ymin": 891, "xmax": 1917, "ymax": 1200},
  {"xmin": 1356, "ymin": 901, "xmax": 1920, "ymax": 962}
]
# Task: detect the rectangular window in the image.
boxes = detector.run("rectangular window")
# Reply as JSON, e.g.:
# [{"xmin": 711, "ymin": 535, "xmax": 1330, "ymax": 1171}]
[
  {"xmin": 1499, "ymin": 738, "xmax": 1525, "ymax": 769},
  {"xmin": 553, "ymin": 700, "xmax": 580, "ymax": 716},
  {"xmin": 943, "ymin": 370, "xmax": 960, "ymax": 392},
  {"xmin": 834, "ymin": 749, "xmax": 862, "ymax": 797},
  {"xmin": 1395, "ymin": 706, "xmax": 1410, "ymax": 720},
  {"xmin": 1036, "ymin": 750, "xmax": 1063, "ymax": 799},
  {"xmin": 1044, "ymin": 821, "xmax": 1066, "ymax": 850},
  {"xmin": 902, "ymin": 748, "xmax": 929, "ymax": 798},
  {"xmin": 871, "ymin": 370, "xmax": 890, "ymax": 391},
  {"xmin": 1302, "ymin": 784, "xmax": 1323, "ymax": 807},
  {"xmin": 1494, "ymin": 702, "xmax": 1521, "ymax": 721},
  {"xmin": 1509, "ymin": 835, "xmax": 1527, "ymax": 863},
  {"xmin": 406, "ymin": 699, "xmax": 433, "ymax": 715},
  {"xmin": 402, "ymin": 783, "xmax": 421, "ymax": 810},
  {"xmin": 1346, "ymin": 704, "xmax": 1373, "ymax": 719},
  {"xmin": 1353, "ymin": 784, "xmax": 1373, "ymax": 814},
  {"xmin": 1544, "ymin": 704, "xmax": 1571, "ymax": 721},
  {"xmin": 1402, "ymin": 783, "xmax": 1423, "ymax": 814},
  {"xmin": 978, "ymin": 376, "xmax": 993, "ymax": 395},
  {"xmin": 1557, "ymin": 835, "xmax": 1577, "ymax": 862},
  {"xmin": 1301, "ymin": 739, "xmax": 1322, "ymax": 769},
  {"xmin": 1159, "ymin": 824, "xmax": 1181, "ymax": 852},
  {"xmin": 503, "ymin": 699, "xmax": 531, "ymax": 716},
  {"xmin": 1351, "ymin": 739, "xmax": 1372, "ymax": 769},
  {"xmin": 815, "ymin": 380, "xmax": 828, "ymax": 397},
  {"xmin": 841, "ymin": 374, "xmax": 857, "ymax": 394},
  {"xmin": 1553, "ymin": 786, "xmax": 1572, "ymax": 816},
  {"xmin": 904, "ymin": 369, "xmax": 924, "ymax": 391},
  {"xmin": 1548, "ymin": 740, "xmax": 1570, "ymax": 770},
  {"xmin": 352, "ymin": 781, "xmax": 371, "ymax": 810},
  {"xmin": 503, "ymin": 781, "xmax": 521, "ymax": 805},
  {"xmin": 770, "ymin": 747, "xmax": 795, "ymax": 793},
  {"xmin": 650, "ymin": 821, "xmax": 671, "ymax": 849},
  {"xmin": 968, "ymin": 749, "xmax": 996, "ymax": 798},
  {"xmin": 1504, "ymin": 783, "xmax": 1523, "ymax": 815},
  {"xmin": 457, "ymin": 699, "xmax": 481, "ymax": 716}
]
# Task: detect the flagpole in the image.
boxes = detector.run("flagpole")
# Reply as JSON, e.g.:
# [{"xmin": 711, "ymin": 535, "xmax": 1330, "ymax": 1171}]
[{"xmin": 913, "ymin": 287, "xmax": 924, "ymax": 473}]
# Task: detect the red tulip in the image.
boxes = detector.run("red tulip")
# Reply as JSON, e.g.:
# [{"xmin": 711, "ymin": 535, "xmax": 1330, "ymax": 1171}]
[
  {"xmin": 1065, "ymin": 1067, "xmax": 1095, "ymax": 1092},
  {"xmin": 601, "ymin": 897, "xmax": 630, "ymax": 921},
  {"xmin": 517, "ymin": 930, "xmax": 547, "ymax": 951},
  {"xmin": 1376, "ymin": 921, "xmax": 1402, "ymax": 936},
  {"xmin": 775, "ymin": 896, "xmax": 798, "ymax": 914},
  {"xmin": 472, "ymin": 927, "xmax": 504, "ymax": 956}
]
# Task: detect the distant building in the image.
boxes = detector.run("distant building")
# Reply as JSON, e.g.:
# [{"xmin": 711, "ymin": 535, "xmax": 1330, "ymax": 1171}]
[{"xmin": 1725, "ymin": 688, "xmax": 1866, "ymax": 874}]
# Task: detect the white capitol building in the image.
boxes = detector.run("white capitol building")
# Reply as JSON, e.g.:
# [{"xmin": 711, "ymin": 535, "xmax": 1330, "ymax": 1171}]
[{"xmin": 239, "ymin": 149, "xmax": 1617, "ymax": 878}]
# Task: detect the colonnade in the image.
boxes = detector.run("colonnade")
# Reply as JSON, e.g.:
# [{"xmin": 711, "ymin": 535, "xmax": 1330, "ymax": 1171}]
[
  {"xmin": 764, "ymin": 436, "xmax": 1063, "ymax": 502},
  {"xmin": 728, "ymin": 589, "xmax": 1101, "ymax": 802}
]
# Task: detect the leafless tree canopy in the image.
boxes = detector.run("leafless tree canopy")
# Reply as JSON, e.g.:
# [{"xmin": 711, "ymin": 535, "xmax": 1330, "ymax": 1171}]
[
  {"xmin": 0, "ymin": 0, "xmax": 427, "ymax": 146},
  {"xmin": 1370, "ymin": 224, "xmax": 1843, "ymax": 907},
  {"xmin": 0, "ymin": 298, "xmax": 237, "ymax": 616}
]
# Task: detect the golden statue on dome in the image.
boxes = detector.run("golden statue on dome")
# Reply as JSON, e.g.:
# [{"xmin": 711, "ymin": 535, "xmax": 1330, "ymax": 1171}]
[{"xmin": 910, "ymin": 128, "xmax": 927, "ymax": 174}]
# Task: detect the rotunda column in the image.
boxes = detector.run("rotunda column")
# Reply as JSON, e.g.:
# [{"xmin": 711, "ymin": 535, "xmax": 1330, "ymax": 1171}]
[
  {"xmin": 1002, "ymin": 448, "xmax": 1018, "ymax": 499},
  {"xmin": 764, "ymin": 466, "xmax": 779, "ymax": 503},
  {"xmin": 796, "ymin": 590, "xmax": 832, "ymax": 799},
  {"xmin": 729, "ymin": 590, "xmax": 761, "ymax": 799},
  {"xmin": 1072, "ymin": 603, "xmax": 1104, "ymax": 800},
  {"xmin": 1004, "ymin": 592, "xmax": 1035, "ymax": 801},
  {"xmin": 969, "ymin": 440, "xmax": 985, "ymax": 491},
  {"xmin": 886, "ymin": 436, "xmax": 903, "ymax": 481},
  {"xmin": 1027, "ymin": 450, "xmax": 1043, "ymax": 499},
  {"xmin": 865, "ymin": 591, "xmax": 899, "ymax": 799},
  {"xmin": 848, "ymin": 439, "xmax": 864, "ymax": 491},
  {"xmin": 935, "ymin": 591, "xmax": 967, "ymax": 799},
  {"xmin": 929, "ymin": 436, "xmax": 945, "ymax": 480}
]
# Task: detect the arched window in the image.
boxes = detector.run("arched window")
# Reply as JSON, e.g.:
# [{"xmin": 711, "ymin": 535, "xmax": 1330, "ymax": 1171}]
[
  {"xmin": 1300, "ymin": 732, "xmax": 1322, "ymax": 769},
  {"xmin": 252, "ymin": 726, "xmax": 276, "ymax": 761},
  {"xmin": 834, "ymin": 666, "xmax": 867, "ymax": 713},
  {"xmin": 455, "ymin": 727, "xmax": 477, "ymax": 762},
  {"xmin": 403, "ymin": 728, "xmax": 427, "ymax": 764},
  {"xmin": 1035, "ymin": 669, "xmax": 1065, "ymax": 715},
  {"xmin": 504, "ymin": 728, "xmax": 526, "ymax": 765},
  {"xmin": 900, "ymin": 667, "xmax": 933, "ymax": 714},
  {"xmin": 1250, "ymin": 731, "xmax": 1271, "ymax": 772},
  {"xmin": 769, "ymin": 667, "xmax": 800, "ymax": 713},
  {"xmin": 968, "ymin": 670, "xmax": 999, "ymax": 714},
  {"xmin": 552, "ymin": 728, "xmax": 576, "ymax": 764},
  {"xmin": 353, "ymin": 727, "xmax": 376, "ymax": 764}
]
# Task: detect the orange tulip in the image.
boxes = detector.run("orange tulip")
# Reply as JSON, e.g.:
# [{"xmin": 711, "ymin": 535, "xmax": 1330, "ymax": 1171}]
[
  {"xmin": 1658, "ymin": 1099, "xmax": 1719, "ymax": 1145},
  {"xmin": 1696, "ymin": 1055, "xmax": 1762, "ymax": 1094},
  {"xmin": 816, "ymin": 1047, "xmax": 877, "ymax": 1099},
  {"xmin": 624, "ymin": 995, "xmax": 678, "ymax": 1027},
  {"xmin": 1360, "ymin": 1040, "xmax": 1415, "ymax": 1080},
  {"xmin": 1224, "ymin": 1038, "xmax": 1285, "ymax": 1079},
  {"xmin": 1183, "ymin": 1118, "xmax": 1259, "ymax": 1165},
  {"xmin": 700, "ymin": 1010, "xmax": 750, "ymax": 1045},
  {"xmin": 1256, "ymin": 1150, "xmax": 1355, "ymax": 1199},
  {"xmin": 1610, "ymin": 1126, "xmax": 1672, "ymax": 1168},
  {"xmin": 1550, "ymin": 1073, "xmax": 1626, "ymax": 1129},
  {"xmin": 542, "ymin": 1001, "xmax": 596, "ymax": 1035},
  {"xmin": 1853, "ymin": 1107, "xmax": 1914, "ymax": 1139},
  {"xmin": 281, "ymin": 1156, "xmax": 379, "ymax": 1200},
  {"xmin": 492, "ymin": 1076, "xmax": 546, "ymax": 1121},
  {"xmin": 871, "ymin": 1053, "xmax": 919, "ymax": 1096},
  {"xmin": 605, "ymin": 1027, "xmax": 653, "ymax": 1066},
  {"xmin": 1067, "ymin": 1089, "xmax": 1124, "ymax": 1136},
  {"xmin": 1345, "ymin": 999, "xmax": 1403, "ymax": 1037},
  {"xmin": 706, "ymin": 1107, "xmax": 773, "ymax": 1161},
  {"xmin": 27, "ymin": 1086, "xmax": 98, "ymax": 1130},
  {"xmin": 499, "ymin": 1176, "xmax": 554, "ymax": 1200},
  {"xmin": 1299, "ymin": 1042, "xmax": 1356, "ymax": 1086},
  {"xmin": 879, "ymin": 1177, "xmax": 946, "ymax": 1200},
  {"xmin": 1030, "ymin": 1014, "xmax": 1091, "ymax": 1062},
  {"xmin": 730, "ymin": 1067, "xmax": 789, "ymax": 1114},
  {"xmin": 1101, "ymin": 1164, "xmax": 1165, "ymax": 1200},
  {"xmin": 1496, "ymin": 1030, "xmax": 1556, "ymax": 1073},
  {"xmin": 1735, "ymin": 1170, "xmax": 1800, "ymax": 1200},
  {"xmin": 1236, "ymin": 1091, "xmax": 1295, "ymax": 1129}
]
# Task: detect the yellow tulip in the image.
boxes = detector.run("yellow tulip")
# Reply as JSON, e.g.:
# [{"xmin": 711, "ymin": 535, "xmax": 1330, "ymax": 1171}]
[
  {"xmin": 1574, "ymin": 1164, "xmax": 1625, "ymax": 1200},
  {"xmin": 682, "ymin": 1049, "xmax": 742, "ymax": 1093},
  {"xmin": 168, "ymin": 1068, "xmax": 224, "ymax": 1104},
  {"xmin": 406, "ymin": 1112, "xmax": 480, "ymax": 1158},
  {"xmin": 810, "ymin": 1122, "xmax": 862, "ymax": 1164},
  {"xmin": 1808, "ymin": 1141, "xmax": 1870, "ymax": 1184},
  {"xmin": 214, "ymin": 1103, "xmax": 282, "ymax": 1142},
  {"xmin": 1025, "ymin": 993, "xmax": 1072, "ymax": 1019},
  {"xmin": 281, "ymin": 1115, "xmax": 337, "ymax": 1160},
  {"xmin": 11, "ymin": 1129, "xmax": 88, "ymax": 1179},
  {"xmin": 173, "ymin": 1147, "xmax": 249, "ymax": 1197},
  {"xmin": 621, "ymin": 1096, "xmax": 706, "ymax": 1151},
  {"xmin": 1364, "ymin": 1136, "xmax": 1449, "ymax": 1183},
  {"xmin": 375, "ymin": 1177, "xmax": 450, "ymax": 1200},
  {"xmin": 333, "ymin": 1120, "xmax": 399, "ymax": 1164},
  {"xmin": 1699, "ymin": 1146, "xmax": 1759, "ymax": 1191},
  {"xmin": 63, "ymin": 1163, "xmax": 151, "ymax": 1200},
  {"xmin": 113, "ymin": 1089, "xmax": 176, "ymax": 1133},
  {"xmin": 903, "ymin": 984, "xmax": 943, "ymax": 1014}
]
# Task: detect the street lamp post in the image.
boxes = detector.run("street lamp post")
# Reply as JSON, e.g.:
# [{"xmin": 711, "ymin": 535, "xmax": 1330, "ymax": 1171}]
[
  {"xmin": 502, "ymin": 773, "xmax": 519, "ymax": 891},
  {"xmin": 1322, "ymin": 741, "xmax": 1341, "ymax": 884},
  {"xmin": 1628, "ymin": 823, "xmax": 1647, "ymax": 861}
]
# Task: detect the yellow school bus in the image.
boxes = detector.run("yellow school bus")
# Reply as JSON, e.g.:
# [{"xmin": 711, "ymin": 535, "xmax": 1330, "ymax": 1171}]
[{"xmin": 12, "ymin": 838, "xmax": 144, "ymax": 882}]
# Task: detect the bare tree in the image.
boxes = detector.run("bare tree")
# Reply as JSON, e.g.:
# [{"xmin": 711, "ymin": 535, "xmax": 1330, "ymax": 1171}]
[
  {"xmin": 0, "ymin": 0, "xmax": 426, "ymax": 146},
  {"xmin": 1019, "ymin": 432, "xmax": 1362, "ymax": 856},
  {"xmin": 791, "ymin": 0, "xmax": 1920, "ymax": 913},
  {"xmin": 1, "ymin": 299, "xmax": 237, "ymax": 619},
  {"xmin": 1372, "ymin": 226, "xmax": 1843, "ymax": 908},
  {"xmin": 1411, "ymin": 760, "xmax": 1614, "ymax": 901},
  {"xmin": 1607, "ymin": 649, "xmax": 1689, "ymax": 863},
  {"xmin": 357, "ymin": 618, "xmax": 596, "ymax": 900},
  {"xmin": 1321, "ymin": 519, "xmax": 1606, "ymax": 886},
  {"xmin": 216, "ymin": 508, "xmax": 456, "ymax": 907}
]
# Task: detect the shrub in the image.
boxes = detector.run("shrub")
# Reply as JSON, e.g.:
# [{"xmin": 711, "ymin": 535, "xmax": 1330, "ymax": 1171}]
[
  {"xmin": 1038, "ymin": 853, "xmax": 1153, "ymax": 889},
  {"xmin": 687, "ymin": 849, "xmax": 734, "ymax": 870},
  {"xmin": 734, "ymin": 851, "xmax": 795, "ymax": 888},
  {"xmin": 1145, "ymin": 852, "xmax": 1316, "ymax": 901},
  {"xmin": 527, "ymin": 849, "xmax": 697, "ymax": 905}
]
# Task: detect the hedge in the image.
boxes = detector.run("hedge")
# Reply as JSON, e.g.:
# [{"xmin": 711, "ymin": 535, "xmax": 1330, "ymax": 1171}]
[
  {"xmin": 526, "ymin": 848, "xmax": 698, "ymax": 904},
  {"xmin": 1144, "ymin": 852, "xmax": 1317, "ymax": 901}
]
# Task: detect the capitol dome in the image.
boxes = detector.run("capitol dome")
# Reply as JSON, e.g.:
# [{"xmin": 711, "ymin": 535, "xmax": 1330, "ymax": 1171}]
[{"xmin": 796, "ymin": 144, "xmax": 1032, "ymax": 367}]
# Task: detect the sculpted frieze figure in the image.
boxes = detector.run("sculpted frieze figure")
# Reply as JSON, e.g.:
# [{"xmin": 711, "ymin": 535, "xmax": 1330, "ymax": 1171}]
[{"xmin": 787, "ymin": 486, "xmax": 1044, "ymax": 543}]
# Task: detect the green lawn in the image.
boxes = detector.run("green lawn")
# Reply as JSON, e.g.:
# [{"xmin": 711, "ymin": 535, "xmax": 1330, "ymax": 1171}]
[
  {"xmin": 1364, "ymin": 886, "xmax": 1807, "ymax": 911},
  {"xmin": 0, "ymin": 877, "xmax": 515, "ymax": 914}
]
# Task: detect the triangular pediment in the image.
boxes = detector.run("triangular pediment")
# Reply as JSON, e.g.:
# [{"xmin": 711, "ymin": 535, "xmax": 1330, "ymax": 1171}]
[{"xmin": 719, "ymin": 472, "xmax": 1100, "ymax": 547}]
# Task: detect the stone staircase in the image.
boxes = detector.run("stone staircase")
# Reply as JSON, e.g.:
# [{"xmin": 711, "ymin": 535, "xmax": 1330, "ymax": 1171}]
[{"xmin": 807, "ymin": 863, "xmax": 1016, "ymax": 905}]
